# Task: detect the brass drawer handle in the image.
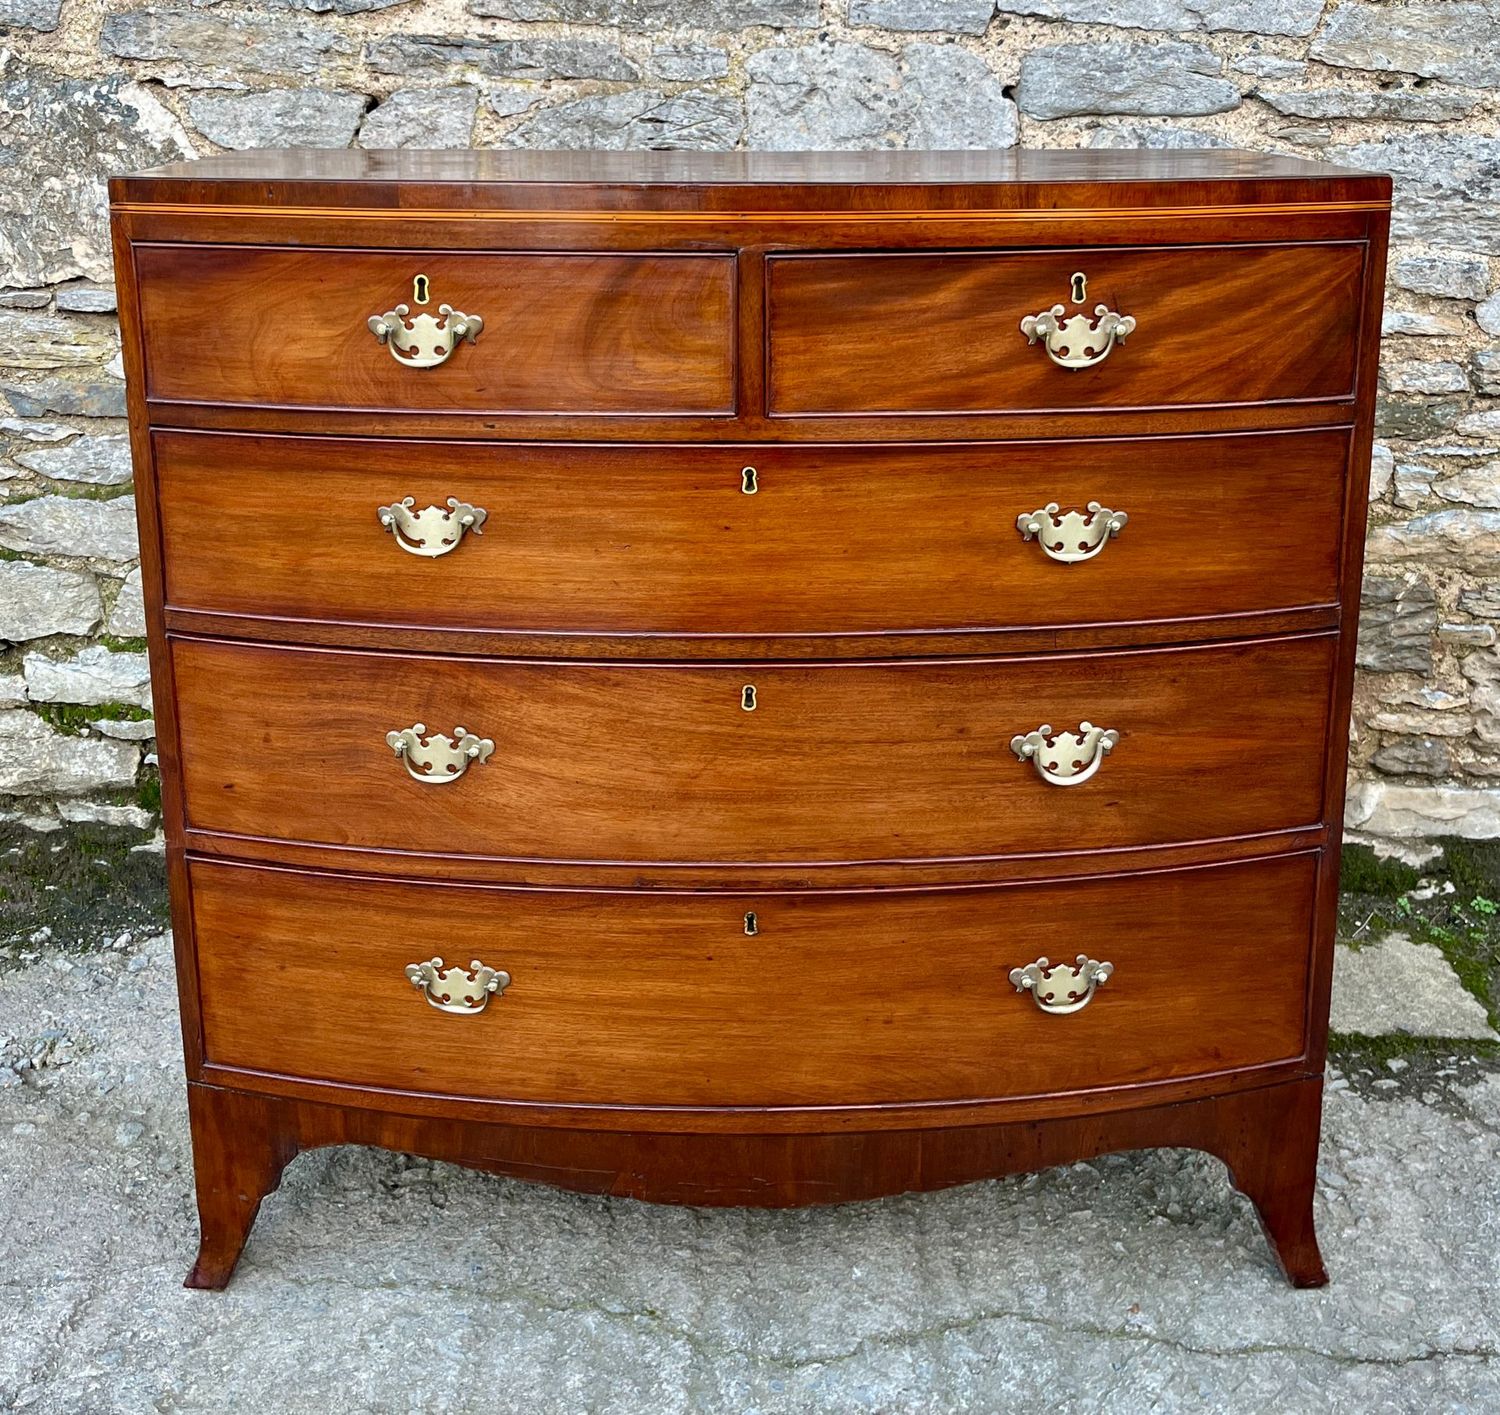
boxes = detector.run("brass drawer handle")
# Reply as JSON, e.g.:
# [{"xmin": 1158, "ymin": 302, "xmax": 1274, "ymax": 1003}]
[
  {"xmin": 387, "ymin": 722, "xmax": 494, "ymax": 783},
  {"xmin": 1021, "ymin": 274, "xmax": 1134, "ymax": 369},
  {"xmin": 1017, "ymin": 502, "xmax": 1127, "ymax": 563},
  {"xmin": 1010, "ymin": 955, "xmax": 1113, "ymax": 1014},
  {"xmin": 377, "ymin": 497, "xmax": 487, "ymax": 558},
  {"xmin": 368, "ymin": 295, "xmax": 483, "ymax": 369},
  {"xmin": 1010, "ymin": 721, "xmax": 1119, "ymax": 786},
  {"xmin": 406, "ymin": 956, "xmax": 511, "ymax": 1015}
]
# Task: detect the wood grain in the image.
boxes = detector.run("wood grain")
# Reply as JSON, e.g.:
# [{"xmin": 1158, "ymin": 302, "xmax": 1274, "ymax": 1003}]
[
  {"xmin": 170, "ymin": 634, "xmax": 1336, "ymax": 864},
  {"xmin": 153, "ymin": 427, "xmax": 1350, "ymax": 639},
  {"xmin": 767, "ymin": 244, "xmax": 1364, "ymax": 414},
  {"xmin": 190, "ymin": 852, "xmax": 1315, "ymax": 1109},
  {"xmin": 134, "ymin": 245, "xmax": 736, "ymax": 414},
  {"xmin": 181, "ymin": 1074, "xmax": 1328, "ymax": 1288}
]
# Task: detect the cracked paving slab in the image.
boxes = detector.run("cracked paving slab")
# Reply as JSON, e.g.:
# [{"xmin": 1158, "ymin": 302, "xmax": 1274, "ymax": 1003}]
[
  {"xmin": 1, "ymin": 936, "xmax": 1499, "ymax": 1413},
  {"xmin": 1330, "ymin": 933, "xmax": 1500, "ymax": 1040}
]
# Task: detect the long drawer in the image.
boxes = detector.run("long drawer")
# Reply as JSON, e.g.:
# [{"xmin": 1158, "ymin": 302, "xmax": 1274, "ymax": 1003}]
[
  {"xmin": 132, "ymin": 245, "xmax": 736, "ymax": 415},
  {"xmin": 767, "ymin": 242, "xmax": 1365, "ymax": 415},
  {"xmin": 192, "ymin": 853, "xmax": 1316, "ymax": 1108},
  {"xmin": 172, "ymin": 634, "xmax": 1334, "ymax": 864},
  {"xmin": 155, "ymin": 428, "xmax": 1349, "ymax": 639}
]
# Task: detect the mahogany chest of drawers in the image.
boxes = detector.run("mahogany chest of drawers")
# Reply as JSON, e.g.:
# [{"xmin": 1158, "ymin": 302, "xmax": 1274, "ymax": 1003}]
[{"xmin": 109, "ymin": 149, "xmax": 1390, "ymax": 1289}]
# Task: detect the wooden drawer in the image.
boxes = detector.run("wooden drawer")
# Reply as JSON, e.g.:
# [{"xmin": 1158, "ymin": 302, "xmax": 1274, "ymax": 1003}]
[
  {"xmin": 767, "ymin": 243, "xmax": 1364, "ymax": 415},
  {"xmin": 192, "ymin": 853, "xmax": 1315, "ymax": 1108},
  {"xmin": 132, "ymin": 245, "xmax": 736, "ymax": 415},
  {"xmin": 172, "ymin": 634, "xmax": 1334, "ymax": 864},
  {"xmin": 156, "ymin": 428, "xmax": 1349, "ymax": 639}
]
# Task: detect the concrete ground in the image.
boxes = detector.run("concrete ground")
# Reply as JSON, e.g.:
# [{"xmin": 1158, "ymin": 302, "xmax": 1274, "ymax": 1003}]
[{"xmin": 2, "ymin": 833, "xmax": 1499, "ymax": 1414}]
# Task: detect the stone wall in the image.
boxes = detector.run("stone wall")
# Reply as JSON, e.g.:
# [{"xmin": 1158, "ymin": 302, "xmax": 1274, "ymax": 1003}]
[{"xmin": 1, "ymin": 0, "xmax": 1498, "ymax": 845}]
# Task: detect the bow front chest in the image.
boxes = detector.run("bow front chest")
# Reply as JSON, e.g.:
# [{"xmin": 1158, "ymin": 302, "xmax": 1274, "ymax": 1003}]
[{"xmin": 109, "ymin": 149, "xmax": 1389, "ymax": 1289}]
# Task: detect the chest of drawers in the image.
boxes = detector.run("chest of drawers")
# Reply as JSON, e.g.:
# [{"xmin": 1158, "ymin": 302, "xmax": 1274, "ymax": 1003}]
[{"xmin": 109, "ymin": 149, "xmax": 1389, "ymax": 1290}]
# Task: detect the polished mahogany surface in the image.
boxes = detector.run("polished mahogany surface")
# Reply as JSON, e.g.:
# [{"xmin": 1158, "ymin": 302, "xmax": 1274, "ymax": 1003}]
[{"xmin": 111, "ymin": 148, "xmax": 1389, "ymax": 1290}]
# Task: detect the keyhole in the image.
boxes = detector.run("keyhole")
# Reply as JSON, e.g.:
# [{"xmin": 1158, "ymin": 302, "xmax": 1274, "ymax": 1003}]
[
  {"xmin": 744, "ymin": 911, "xmax": 758, "ymax": 936},
  {"xmin": 1070, "ymin": 272, "xmax": 1087, "ymax": 304},
  {"xmin": 413, "ymin": 273, "xmax": 430, "ymax": 306},
  {"xmin": 741, "ymin": 465, "xmax": 758, "ymax": 495},
  {"xmin": 741, "ymin": 684, "xmax": 757, "ymax": 712}
]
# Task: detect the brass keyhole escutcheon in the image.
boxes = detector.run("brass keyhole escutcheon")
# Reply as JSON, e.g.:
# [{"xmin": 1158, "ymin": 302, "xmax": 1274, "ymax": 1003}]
[
  {"xmin": 744, "ymin": 911, "xmax": 758, "ymax": 936},
  {"xmin": 413, "ymin": 273, "xmax": 430, "ymax": 306},
  {"xmin": 1070, "ymin": 271, "xmax": 1087, "ymax": 304},
  {"xmin": 741, "ymin": 684, "xmax": 757, "ymax": 712},
  {"xmin": 741, "ymin": 466, "xmax": 758, "ymax": 495}
]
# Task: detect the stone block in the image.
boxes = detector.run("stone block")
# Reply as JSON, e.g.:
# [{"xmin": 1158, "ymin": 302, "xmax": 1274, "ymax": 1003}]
[
  {"xmin": 365, "ymin": 34, "xmax": 638, "ymax": 81},
  {"xmin": 1311, "ymin": 3, "xmax": 1500, "ymax": 89},
  {"xmin": 1372, "ymin": 736, "xmax": 1453, "ymax": 777},
  {"xmin": 1019, "ymin": 41, "xmax": 1240, "ymax": 120},
  {"xmin": 901, "ymin": 43, "xmax": 1018, "ymax": 148},
  {"xmin": 23, "ymin": 645, "xmax": 152, "ymax": 709},
  {"xmin": 0, "ymin": 495, "xmax": 138, "ymax": 562},
  {"xmin": 745, "ymin": 41, "xmax": 1015, "ymax": 150},
  {"xmin": 1384, "ymin": 361, "xmax": 1469, "ymax": 396},
  {"xmin": 106, "ymin": 569, "xmax": 146, "ymax": 638},
  {"xmin": 0, "ymin": 312, "xmax": 117, "ymax": 371},
  {"xmin": 505, "ymin": 88, "xmax": 745, "ymax": 151},
  {"xmin": 100, "ymin": 9, "xmax": 353, "ymax": 78},
  {"xmin": 1084, "ymin": 122, "xmax": 1232, "ymax": 149},
  {"xmin": 1368, "ymin": 509, "xmax": 1500, "ymax": 573},
  {"xmin": 1392, "ymin": 252, "xmax": 1491, "ymax": 301},
  {"xmin": 1370, "ymin": 442, "xmax": 1395, "ymax": 500},
  {"xmin": 359, "ymin": 88, "xmax": 479, "ymax": 149},
  {"xmin": 1331, "ymin": 134, "xmax": 1500, "ymax": 256},
  {"xmin": 0, "ymin": 562, "xmax": 100, "ymax": 641},
  {"xmin": 1346, "ymin": 779, "xmax": 1500, "ymax": 840},
  {"xmin": 466, "ymin": 0, "xmax": 818, "ymax": 24},
  {"xmin": 1382, "ymin": 309, "xmax": 1467, "ymax": 337},
  {"xmin": 2, "ymin": 380, "xmax": 126, "ymax": 419},
  {"xmin": 53, "ymin": 284, "xmax": 116, "ymax": 315},
  {"xmin": 1478, "ymin": 290, "xmax": 1500, "ymax": 334},
  {"xmin": 1434, "ymin": 461, "xmax": 1500, "ymax": 508},
  {"xmin": 1259, "ymin": 87, "xmax": 1476, "ymax": 122},
  {"xmin": 0, "ymin": 709, "xmax": 139, "ymax": 793},
  {"xmin": 14, "ymin": 435, "xmax": 132, "ymax": 486},
  {"xmin": 1357, "ymin": 576, "xmax": 1438, "ymax": 674},
  {"xmin": 1330, "ymin": 933, "xmax": 1496, "ymax": 1038},
  {"xmin": 995, "ymin": 0, "xmax": 1322, "ymax": 36},
  {"xmin": 849, "ymin": 0, "xmax": 994, "ymax": 34},
  {"xmin": 188, "ymin": 88, "xmax": 368, "ymax": 150},
  {"xmin": 0, "ymin": 0, "xmax": 61, "ymax": 29},
  {"xmin": 647, "ymin": 44, "xmax": 729, "ymax": 80}
]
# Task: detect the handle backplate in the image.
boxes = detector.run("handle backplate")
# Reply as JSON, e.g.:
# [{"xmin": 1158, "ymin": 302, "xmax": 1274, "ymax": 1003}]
[
  {"xmin": 405, "ymin": 956, "xmax": 511, "ymax": 1015},
  {"xmin": 1017, "ymin": 502, "xmax": 1127, "ymax": 563},
  {"xmin": 1010, "ymin": 955, "xmax": 1113, "ymax": 1014},
  {"xmin": 387, "ymin": 722, "xmax": 494, "ymax": 784},
  {"xmin": 1011, "ymin": 721, "xmax": 1119, "ymax": 786},
  {"xmin": 378, "ymin": 497, "xmax": 487, "ymax": 558},
  {"xmin": 368, "ymin": 297, "xmax": 483, "ymax": 369}
]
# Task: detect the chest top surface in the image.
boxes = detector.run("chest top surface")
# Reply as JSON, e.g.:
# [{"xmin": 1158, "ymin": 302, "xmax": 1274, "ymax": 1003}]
[{"xmin": 110, "ymin": 147, "xmax": 1390, "ymax": 215}]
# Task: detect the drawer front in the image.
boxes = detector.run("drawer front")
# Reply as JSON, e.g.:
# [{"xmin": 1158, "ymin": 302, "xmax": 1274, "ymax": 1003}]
[
  {"xmin": 156, "ymin": 428, "xmax": 1348, "ymax": 637},
  {"xmin": 767, "ymin": 243, "xmax": 1364, "ymax": 415},
  {"xmin": 191, "ymin": 853, "xmax": 1315, "ymax": 1108},
  {"xmin": 173, "ymin": 635, "xmax": 1334, "ymax": 863},
  {"xmin": 133, "ymin": 245, "xmax": 736, "ymax": 415}
]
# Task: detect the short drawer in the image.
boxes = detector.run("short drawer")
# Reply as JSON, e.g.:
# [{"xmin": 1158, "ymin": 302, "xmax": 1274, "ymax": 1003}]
[
  {"xmin": 767, "ymin": 243, "xmax": 1364, "ymax": 415},
  {"xmin": 172, "ymin": 634, "xmax": 1334, "ymax": 864},
  {"xmin": 133, "ymin": 245, "xmax": 736, "ymax": 415},
  {"xmin": 155, "ymin": 427, "xmax": 1349, "ymax": 639},
  {"xmin": 191, "ymin": 853, "xmax": 1316, "ymax": 1108}
]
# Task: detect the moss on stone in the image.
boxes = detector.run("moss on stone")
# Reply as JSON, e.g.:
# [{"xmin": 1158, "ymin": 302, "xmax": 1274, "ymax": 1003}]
[
  {"xmin": 0, "ymin": 819, "xmax": 168, "ymax": 955},
  {"xmin": 1339, "ymin": 843, "xmax": 1420, "ymax": 898},
  {"xmin": 96, "ymin": 634, "xmax": 148, "ymax": 654}
]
